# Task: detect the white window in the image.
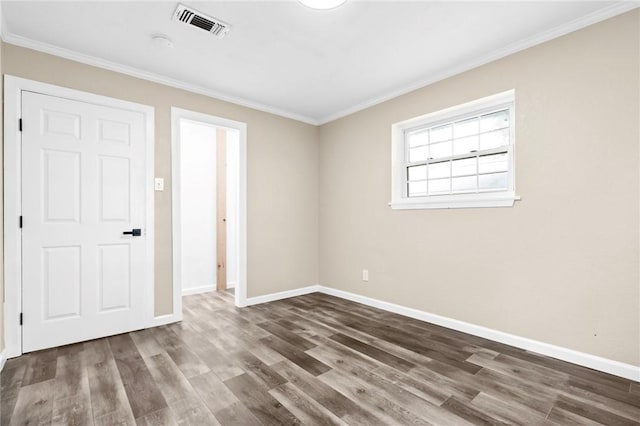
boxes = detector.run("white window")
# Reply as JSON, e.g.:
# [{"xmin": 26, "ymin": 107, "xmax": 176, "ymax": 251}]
[{"xmin": 391, "ymin": 90, "xmax": 519, "ymax": 209}]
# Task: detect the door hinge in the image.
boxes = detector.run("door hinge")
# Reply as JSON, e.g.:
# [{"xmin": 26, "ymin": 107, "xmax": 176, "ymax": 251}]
[
  {"xmin": 19, "ymin": 118, "xmax": 22, "ymax": 132},
  {"xmin": 19, "ymin": 313, "xmax": 23, "ymax": 326},
  {"xmin": 19, "ymin": 216, "xmax": 23, "ymax": 228}
]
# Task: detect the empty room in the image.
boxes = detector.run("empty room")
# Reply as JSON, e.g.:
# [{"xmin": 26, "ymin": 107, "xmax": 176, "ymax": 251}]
[{"xmin": 0, "ymin": 1, "xmax": 639, "ymax": 425}]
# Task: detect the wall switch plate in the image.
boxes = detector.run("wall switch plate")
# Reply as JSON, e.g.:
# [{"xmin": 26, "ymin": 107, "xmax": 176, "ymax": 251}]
[
  {"xmin": 154, "ymin": 178, "xmax": 165, "ymax": 191},
  {"xmin": 362, "ymin": 269, "xmax": 369, "ymax": 281}
]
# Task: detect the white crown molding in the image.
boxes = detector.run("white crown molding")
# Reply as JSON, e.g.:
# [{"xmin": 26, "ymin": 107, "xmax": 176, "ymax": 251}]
[
  {"xmin": 317, "ymin": 1, "xmax": 640, "ymax": 125},
  {"xmin": 1, "ymin": 2, "xmax": 636, "ymax": 127},
  {"xmin": 0, "ymin": 3, "xmax": 636, "ymax": 126},
  {"xmin": 0, "ymin": 32, "xmax": 320, "ymax": 126}
]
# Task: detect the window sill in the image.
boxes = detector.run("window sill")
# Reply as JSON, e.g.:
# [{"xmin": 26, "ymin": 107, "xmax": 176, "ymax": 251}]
[{"xmin": 389, "ymin": 194, "xmax": 521, "ymax": 210}]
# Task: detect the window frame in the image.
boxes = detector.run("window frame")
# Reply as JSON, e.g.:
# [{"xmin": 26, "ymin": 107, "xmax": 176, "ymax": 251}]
[{"xmin": 390, "ymin": 90, "xmax": 520, "ymax": 210}]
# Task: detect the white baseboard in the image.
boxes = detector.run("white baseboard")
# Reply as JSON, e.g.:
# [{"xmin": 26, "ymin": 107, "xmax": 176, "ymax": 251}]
[
  {"xmin": 148, "ymin": 313, "xmax": 182, "ymax": 328},
  {"xmin": 0, "ymin": 350, "xmax": 6, "ymax": 372},
  {"xmin": 182, "ymin": 285, "xmax": 216, "ymax": 296},
  {"xmin": 243, "ymin": 285, "xmax": 320, "ymax": 307},
  {"xmin": 227, "ymin": 281, "xmax": 237, "ymax": 289},
  {"xmin": 147, "ymin": 282, "xmax": 640, "ymax": 381},
  {"xmin": 317, "ymin": 286, "xmax": 640, "ymax": 382}
]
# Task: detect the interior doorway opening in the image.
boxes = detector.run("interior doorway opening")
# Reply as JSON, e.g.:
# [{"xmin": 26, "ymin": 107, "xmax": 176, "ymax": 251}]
[
  {"xmin": 177, "ymin": 120, "xmax": 239, "ymax": 295},
  {"xmin": 171, "ymin": 108, "xmax": 247, "ymax": 313}
]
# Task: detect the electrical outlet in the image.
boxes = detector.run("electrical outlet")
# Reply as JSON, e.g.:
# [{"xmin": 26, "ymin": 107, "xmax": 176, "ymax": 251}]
[{"xmin": 362, "ymin": 269, "xmax": 369, "ymax": 282}]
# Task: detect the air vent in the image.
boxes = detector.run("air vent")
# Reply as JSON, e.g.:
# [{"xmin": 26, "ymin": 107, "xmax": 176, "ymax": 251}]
[{"xmin": 173, "ymin": 4, "xmax": 231, "ymax": 39}]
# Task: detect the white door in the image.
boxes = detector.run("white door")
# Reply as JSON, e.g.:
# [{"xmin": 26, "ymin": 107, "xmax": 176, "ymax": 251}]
[{"xmin": 21, "ymin": 91, "xmax": 148, "ymax": 352}]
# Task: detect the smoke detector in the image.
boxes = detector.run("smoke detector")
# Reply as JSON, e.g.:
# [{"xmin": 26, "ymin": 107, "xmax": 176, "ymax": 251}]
[
  {"xmin": 173, "ymin": 4, "xmax": 231, "ymax": 39},
  {"xmin": 151, "ymin": 35, "xmax": 174, "ymax": 49}
]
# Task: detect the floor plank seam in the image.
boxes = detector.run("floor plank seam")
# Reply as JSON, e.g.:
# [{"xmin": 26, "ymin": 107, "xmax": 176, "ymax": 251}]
[{"xmin": 3, "ymin": 290, "xmax": 640, "ymax": 426}]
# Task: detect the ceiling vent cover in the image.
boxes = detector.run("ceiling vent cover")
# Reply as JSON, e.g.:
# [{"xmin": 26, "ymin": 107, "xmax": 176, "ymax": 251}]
[{"xmin": 173, "ymin": 4, "xmax": 231, "ymax": 39}]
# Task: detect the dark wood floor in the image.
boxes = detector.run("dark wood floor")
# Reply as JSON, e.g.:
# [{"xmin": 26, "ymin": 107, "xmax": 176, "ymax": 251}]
[{"xmin": 2, "ymin": 291, "xmax": 639, "ymax": 426}]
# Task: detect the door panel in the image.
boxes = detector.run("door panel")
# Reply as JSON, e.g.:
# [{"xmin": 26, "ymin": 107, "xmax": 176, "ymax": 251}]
[
  {"xmin": 22, "ymin": 91, "xmax": 148, "ymax": 352},
  {"xmin": 98, "ymin": 244, "xmax": 132, "ymax": 312},
  {"xmin": 42, "ymin": 149, "xmax": 81, "ymax": 222},
  {"xmin": 98, "ymin": 119, "xmax": 131, "ymax": 145},
  {"xmin": 43, "ymin": 246, "xmax": 81, "ymax": 320},
  {"xmin": 42, "ymin": 109, "xmax": 81, "ymax": 138},
  {"xmin": 98, "ymin": 156, "xmax": 130, "ymax": 222}
]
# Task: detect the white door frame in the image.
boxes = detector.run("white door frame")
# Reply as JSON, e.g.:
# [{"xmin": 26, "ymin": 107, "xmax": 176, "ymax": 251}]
[
  {"xmin": 3, "ymin": 75, "xmax": 155, "ymax": 358},
  {"xmin": 171, "ymin": 107, "xmax": 248, "ymax": 309}
]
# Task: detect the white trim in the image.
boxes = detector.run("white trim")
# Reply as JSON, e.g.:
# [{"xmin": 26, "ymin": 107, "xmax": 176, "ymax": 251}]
[
  {"xmin": 4, "ymin": 77, "xmax": 22, "ymax": 359},
  {"xmin": 3, "ymin": 75, "xmax": 155, "ymax": 358},
  {"xmin": 148, "ymin": 313, "xmax": 181, "ymax": 328},
  {"xmin": 182, "ymin": 285, "xmax": 216, "ymax": 296},
  {"xmin": 143, "ymin": 91, "xmax": 156, "ymax": 332},
  {"xmin": 389, "ymin": 195, "xmax": 520, "ymax": 210},
  {"xmin": 394, "ymin": 90, "xmax": 516, "ymax": 131},
  {"xmin": 391, "ymin": 90, "xmax": 519, "ymax": 210},
  {"xmin": 1, "ymin": 3, "xmax": 635, "ymax": 127},
  {"xmin": 227, "ymin": 281, "xmax": 237, "ymax": 289},
  {"xmin": 0, "ymin": 350, "xmax": 6, "ymax": 372},
  {"xmin": 241, "ymin": 285, "xmax": 321, "ymax": 308},
  {"xmin": 171, "ymin": 107, "xmax": 248, "ymax": 310},
  {"xmin": 206, "ymin": 281, "xmax": 640, "ymax": 381},
  {"xmin": 317, "ymin": 2, "xmax": 639, "ymax": 125},
  {"xmin": 316, "ymin": 286, "xmax": 640, "ymax": 382},
  {"xmin": 1, "ymin": 33, "xmax": 318, "ymax": 126},
  {"xmin": 0, "ymin": 1, "xmax": 4, "ymax": 42}
]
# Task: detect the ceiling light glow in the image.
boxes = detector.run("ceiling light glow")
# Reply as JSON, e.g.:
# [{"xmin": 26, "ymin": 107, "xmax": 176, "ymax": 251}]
[{"xmin": 298, "ymin": 0, "xmax": 347, "ymax": 10}]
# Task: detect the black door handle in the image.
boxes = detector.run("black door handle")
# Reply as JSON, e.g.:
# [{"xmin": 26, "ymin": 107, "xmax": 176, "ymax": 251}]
[{"xmin": 123, "ymin": 228, "xmax": 142, "ymax": 236}]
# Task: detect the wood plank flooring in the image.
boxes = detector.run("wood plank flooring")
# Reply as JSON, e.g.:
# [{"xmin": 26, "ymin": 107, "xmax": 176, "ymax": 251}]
[{"xmin": 2, "ymin": 290, "xmax": 639, "ymax": 425}]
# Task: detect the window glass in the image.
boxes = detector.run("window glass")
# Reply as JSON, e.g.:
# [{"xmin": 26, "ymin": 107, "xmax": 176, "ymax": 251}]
[{"xmin": 392, "ymin": 90, "xmax": 516, "ymax": 209}]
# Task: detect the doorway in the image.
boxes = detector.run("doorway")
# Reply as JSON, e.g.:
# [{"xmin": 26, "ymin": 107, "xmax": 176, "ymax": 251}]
[
  {"xmin": 3, "ymin": 76, "xmax": 155, "ymax": 357},
  {"xmin": 171, "ymin": 108, "xmax": 247, "ymax": 310}
]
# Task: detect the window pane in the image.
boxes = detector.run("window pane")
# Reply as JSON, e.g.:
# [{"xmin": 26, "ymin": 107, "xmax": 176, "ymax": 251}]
[
  {"xmin": 429, "ymin": 141, "xmax": 452, "ymax": 159},
  {"xmin": 479, "ymin": 153, "xmax": 508, "ymax": 174},
  {"xmin": 452, "ymin": 157, "xmax": 477, "ymax": 177},
  {"xmin": 408, "ymin": 181, "xmax": 427, "ymax": 197},
  {"xmin": 451, "ymin": 176, "xmax": 477, "ymax": 193},
  {"xmin": 480, "ymin": 110, "xmax": 509, "ymax": 133},
  {"xmin": 428, "ymin": 178, "xmax": 450, "ymax": 194},
  {"xmin": 428, "ymin": 161, "xmax": 450, "ymax": 179},
  {"xmin": 397, "ymin": 97, "xmax": 514, "ymax": 207},
  {"xmin": 409, "ymin": 146, "xmax": 428, "ymax": 162},
  {"xmin": 453, "ymin": 117, "xmax": 478, "ymax": 139},
  {"xmin": 480, "ymin": 128, "xmax": 509, "ymax": 150},
  {"xmin": 479, "ymin": 172, "xmax": 508, "ymax": 191},
  {"xmin": 430, "ymin": 124, "xmax": 452, "ymax": 143},
  {"xmin": 408, "ymin": 130, "xmax": 428, "ymax": 148},
  {"xmin": 453, "ymin": 135, "xmax": 478, "ymax": 155},
  {"xmin": 407, "ymin": 165, "xmax": 427, "ymax": 181}
]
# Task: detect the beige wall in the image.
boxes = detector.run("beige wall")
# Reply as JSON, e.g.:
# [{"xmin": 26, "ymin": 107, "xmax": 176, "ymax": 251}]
[
  {"xmin": 1, "ymin": 10, "xmax": 638, "ymax": 369},
  {"xmin": 0, "ymin": 40, "xmax": 4, "ymax": 353},
  {"xmin": 2, "ymin": 43, "xmax": 319, "ymax": 317},
  {"xmin": 319, "ymin": 11, "xmax": 640, "ymax": 366}
]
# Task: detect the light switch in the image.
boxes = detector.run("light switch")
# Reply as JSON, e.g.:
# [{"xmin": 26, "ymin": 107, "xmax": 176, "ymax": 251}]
[{"xmin": 154, "ymin": 178, "xmax": 165, "ymax": 191}]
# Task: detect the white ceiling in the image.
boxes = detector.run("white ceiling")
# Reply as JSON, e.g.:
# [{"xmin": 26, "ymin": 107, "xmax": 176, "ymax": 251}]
[{"xmin": 1, "ymin": 1, "xmax": 636, "ymax": 124}]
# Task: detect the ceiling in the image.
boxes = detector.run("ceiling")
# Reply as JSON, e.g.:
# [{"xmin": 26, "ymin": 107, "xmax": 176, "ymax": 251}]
[{"xmin": 1, "ymin": 1, "xmax": 636, "ymax": 124}]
